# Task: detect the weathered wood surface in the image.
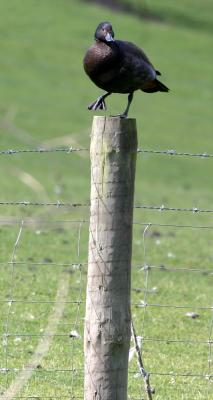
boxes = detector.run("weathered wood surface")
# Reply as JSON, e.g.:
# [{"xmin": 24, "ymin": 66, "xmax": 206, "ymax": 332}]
[{"xmin": 84, "ymin": 116, "xmax": 138, "ymax": 400}]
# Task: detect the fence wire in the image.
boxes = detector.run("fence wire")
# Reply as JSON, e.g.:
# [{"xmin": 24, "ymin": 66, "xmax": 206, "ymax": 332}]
[
  {"xmin": 1, "ymin": 201, "xmax": 213, "ymax": 215},
  {"xmin": 0, "ymin": 216, "xmax": 212, "ymax": 399},
  {"xmin": 132, "ymin": 222, "xmax": 213, "ymax": 399},
  {"xmin": 0, "ymin": 146, "xmax": 213, "ymax": 399},
  {"xmin": 1, "ymin": 146, "xmax": 213, "ymax": 159}
]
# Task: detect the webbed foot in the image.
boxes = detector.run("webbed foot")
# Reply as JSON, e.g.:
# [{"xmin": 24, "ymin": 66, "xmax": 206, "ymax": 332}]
[
  {"xmin": 88, "ymin": 92, "xmax": 112, "ymax": 111},
  {"xmin": 88, "ymin": 96, "xmax": 107, "ymax": 111}
]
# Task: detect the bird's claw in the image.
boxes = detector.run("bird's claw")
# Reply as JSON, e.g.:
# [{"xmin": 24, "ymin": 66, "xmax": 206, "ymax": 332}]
[
  {"xmin": 110, "ymin": 113, "xmax": 128, "ymax": 119},
  {"xmin": 88, "ymin": 96, "xmax": 107, "ymax": 111}
]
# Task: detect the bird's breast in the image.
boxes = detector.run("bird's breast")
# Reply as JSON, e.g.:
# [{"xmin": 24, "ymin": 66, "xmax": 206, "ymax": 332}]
[{"xmin": 83, "ymin": 42, "xmax": 120, "ymax": 87}]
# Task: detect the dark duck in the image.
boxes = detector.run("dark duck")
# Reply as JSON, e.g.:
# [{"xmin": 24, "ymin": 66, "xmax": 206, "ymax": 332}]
[{"xmin": 83, "ymin": 22, "xmax": 169, "ymax": 118}]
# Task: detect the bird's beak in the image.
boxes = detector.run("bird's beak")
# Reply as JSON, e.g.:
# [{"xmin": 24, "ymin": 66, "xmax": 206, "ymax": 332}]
[{"xmin": 105, "ymin": 32, "xmax": 114, "ymax": 42}]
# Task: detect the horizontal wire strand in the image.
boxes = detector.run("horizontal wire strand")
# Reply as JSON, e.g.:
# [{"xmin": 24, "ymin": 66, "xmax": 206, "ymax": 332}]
[
  {"xmin": 0, "ymin": 201, "xmax": 89, "ymax": 207},
  {"xmin": 0, "ymin": 147, "xmax": 88, "ymax": 155},
  {"xmin": 0, "ymin": 299, "xmax": 212, "ymax": 309},
  {"xmin": 0, "ymin": 333, "xmax": 212, "ymax": 345},
  {"xmin": 0, "ymin": 368, "xmax": 211, "ymax": 379},
  {"xmin": 1, "ymin": 201, "xmax": 213, "ymax": 214},
  {"xmin": 0, "ymin": 261, "xmax": 212, "ymax": 274},
  {"xmin": 1, "ymin": 146, "xmax": 213, "ymax": 395},
  {"xmin": 1, "ymin": 146, "xmax": 213, "ymax": 159},
  {"xmin": 2, "ymin": 219, "xmax": 213, "ymax": 230}
]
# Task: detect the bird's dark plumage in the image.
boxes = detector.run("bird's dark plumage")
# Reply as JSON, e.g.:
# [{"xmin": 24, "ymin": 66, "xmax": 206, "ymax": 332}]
[{"xmin": 83, "ymin": 22, "xmax": 169, "ymax": 117}]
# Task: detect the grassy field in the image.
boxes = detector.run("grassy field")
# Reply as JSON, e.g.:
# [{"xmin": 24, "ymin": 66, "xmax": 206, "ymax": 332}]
[
  {"xmin": 0, "ymin": 0, "xmax": 213, "ymax": 399},
  {"xmin": 109, "ymin": 0, "xmax": 213, "ymax": 33}
]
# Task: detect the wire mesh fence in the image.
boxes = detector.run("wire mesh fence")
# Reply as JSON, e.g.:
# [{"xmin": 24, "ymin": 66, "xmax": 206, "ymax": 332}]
[{"xmin": 0, "ymin": 146, "xmax": 212, "ymax": 399}]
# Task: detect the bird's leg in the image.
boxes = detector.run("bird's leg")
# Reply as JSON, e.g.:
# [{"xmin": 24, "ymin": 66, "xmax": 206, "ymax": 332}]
[
  {"xmin": 88, "ymin": 92, "xmax": 111, "ymax": 111},
  {"xmin": 111, "ymin": 92, "xmax": 134, "ymax": 118},
  {"xmin": 121, "ymin": 92, "xmax": 134, "ymax": 118}
]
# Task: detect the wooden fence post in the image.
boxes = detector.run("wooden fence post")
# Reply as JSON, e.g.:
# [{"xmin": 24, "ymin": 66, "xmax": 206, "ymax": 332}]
[{"xmin": 84, "ymin": 116, "xmax": 138, "ymax": 400}]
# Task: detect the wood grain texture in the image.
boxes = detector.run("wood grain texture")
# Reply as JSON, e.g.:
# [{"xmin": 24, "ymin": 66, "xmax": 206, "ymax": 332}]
[{"xmin": 84, "ymin": 116, "xmax": 138, "ymax": 400}]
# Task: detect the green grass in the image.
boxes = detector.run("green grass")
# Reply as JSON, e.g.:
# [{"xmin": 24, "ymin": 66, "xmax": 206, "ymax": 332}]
[
  {"xmin": 115, "ymin": 0, "xmax": 213, "ymax": 33},
  {"xmin": 0, "ymin": 0, "xmax": 213, "ymax": 398}
]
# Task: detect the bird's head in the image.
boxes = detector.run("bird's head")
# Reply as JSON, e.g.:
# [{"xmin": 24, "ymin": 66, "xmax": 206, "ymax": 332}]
[{"xmin": 94, "ymin": 22, "xmax": 115, "ymax": 43}]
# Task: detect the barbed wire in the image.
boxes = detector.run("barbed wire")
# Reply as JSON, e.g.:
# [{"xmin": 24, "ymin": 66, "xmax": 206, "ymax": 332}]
[
  {"xmin": 1, "ymin": 145, "xmax": 213, "ymax": 397},
  {"xmin": 137, "ymin": 148, "xmax": 213, "ymax": 158},
  {"xmin": 1, "ymin": 200, "xmax": 213, "ymax": 214},
  {"xmin": 0, "ymin": 147, "xmax": 88, "ymax": 155},
  {"xmin": 133, "ymin": 204, "xmax": 213, "ymax": 213},
  {"xmin": 1, "ymin": 146, "xmax": 213, "ymax": 159},
  {"xmin": 0, "ymin": 201, "xmax": 89, "ymax": 207}
]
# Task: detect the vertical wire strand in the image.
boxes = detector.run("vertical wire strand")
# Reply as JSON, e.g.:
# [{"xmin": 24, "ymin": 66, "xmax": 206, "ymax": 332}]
[
  {"xmin": 131, "ymin": 320, "xmax": 154, "ymax": 400},
  {"xmin": 138, "ymin": 223, "xmax": 152, "ymax": 398},
  {"xmin": 206, "ymin": 311, "xmax": 213, "ymax": 398},
  {"xmin": 141, "ymin": 224, "xmax": 152, "ymax": 334},
  {"xmin": 3, "ymin": 220, "xmax": 24, "ymax": 389},
  {"xmin": 77, "ymin": 221, "xmax": 83, "ymax": 259},
  {"xmin": 70, "ymin": 222, "xmax": 84, "ymax": 397}
]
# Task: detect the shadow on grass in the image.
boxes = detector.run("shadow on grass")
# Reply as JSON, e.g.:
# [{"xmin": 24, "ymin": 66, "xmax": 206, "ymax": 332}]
[{"xmin": 83, "ymin": 0, "xmax": 213, "ymax": 34}]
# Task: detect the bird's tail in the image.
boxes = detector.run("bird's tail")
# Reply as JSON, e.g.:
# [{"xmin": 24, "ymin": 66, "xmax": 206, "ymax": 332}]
[
  {"xmin": 156, "ymin": 79, "xmax": 169, "ymax": 92},
  {"xmin": 142, "ymin": 79, "xmax": 169, "ymax": 93}
]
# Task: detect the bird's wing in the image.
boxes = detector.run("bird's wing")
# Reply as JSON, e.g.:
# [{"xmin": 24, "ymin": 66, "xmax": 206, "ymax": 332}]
[{"xmin": 116, "ymin": 40, "xmax": 160, "ymax": 78}]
